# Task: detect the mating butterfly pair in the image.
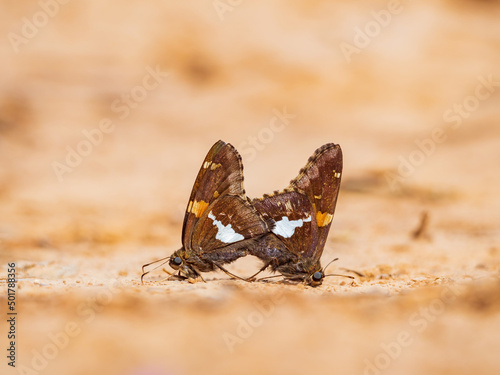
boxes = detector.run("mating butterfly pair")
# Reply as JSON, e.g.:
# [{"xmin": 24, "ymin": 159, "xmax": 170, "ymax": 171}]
[{"xmin": 142, "ymin": 140, "xmax": 344, "ymax": 287}]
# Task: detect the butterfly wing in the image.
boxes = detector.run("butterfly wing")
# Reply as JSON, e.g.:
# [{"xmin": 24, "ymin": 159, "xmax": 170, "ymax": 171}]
[
  {"xmin": 289, "ymin": 143, "xmax": 343, "ymax": 261},
  {"xmin": 181, "ymin": 140, "xmax": 245, "ymax": 250},
  {"xmin": 252, "ymin": 190, "xmax": 318, "ymax": 259},
  {"xmin": 191, "ymin": 195, "xmax": 270, "ymax": 253}
]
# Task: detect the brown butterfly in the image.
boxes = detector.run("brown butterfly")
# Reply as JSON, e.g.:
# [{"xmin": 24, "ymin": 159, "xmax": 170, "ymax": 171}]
[
  {"xmin": 142, "ymin": 140, "xmax": 271, "ymax": 282},
  {"xmin": 248, "ymin": 143, "xmax": 347, "ymax": 287}
]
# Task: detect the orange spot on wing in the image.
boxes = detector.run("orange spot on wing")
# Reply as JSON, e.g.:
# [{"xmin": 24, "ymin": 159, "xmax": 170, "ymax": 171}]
[
  {"xmin": 191, "ymin": 200, "xmax": 209, "ymax": 218},
  {"xmin": 316, "ymin": 211, "xmax": 333, "ymax": 227}
]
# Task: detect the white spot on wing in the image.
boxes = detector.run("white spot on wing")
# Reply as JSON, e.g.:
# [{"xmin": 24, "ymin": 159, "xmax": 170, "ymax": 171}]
[
  {"xmin": 272, "ymin": 216, "xmax": 311, "ymax": 238},
  {"xmin": 208, "ymin": 211, "xmax": 244, "ymax": 243}
]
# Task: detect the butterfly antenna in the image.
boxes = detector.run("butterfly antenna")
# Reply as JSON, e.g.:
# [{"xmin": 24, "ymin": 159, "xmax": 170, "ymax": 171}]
[
  {"xmin": 141, "ymin": 256, "xmax": 171, "ymax": 284},
  {"xmin": 323, "ymin": 257, "xmax": 339, "ymax": 274},
  {"xmin": 142, "ymin": 255, "xmax": 170, "ymax": 275},
  {"xmin": 339, "ymin": 267, "xmax": 365, "ymax": 277},
  {"xmin": 324, "ymin": 273, "xmax": 355, "ymax": 279}
]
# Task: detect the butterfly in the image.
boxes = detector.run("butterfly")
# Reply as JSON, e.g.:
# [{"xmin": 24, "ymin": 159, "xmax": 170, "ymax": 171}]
[
  {"xmin": 248, "ymin": 143, "xmax": 346, "ymax": 287},
  {"xmin": 142, "ymin": 140, "xmax": 271, "ymax": 282}
]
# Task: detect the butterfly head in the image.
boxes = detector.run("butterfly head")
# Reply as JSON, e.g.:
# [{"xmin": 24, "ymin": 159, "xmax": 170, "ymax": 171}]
[
  {"xmin": 169, "ymin": 248, "xmax": 200, "ymax": 279},
  {"xmin": 302, "ymin": 260, "xmax": 326, "ymax": 287},
  {"xmin": 308, "ymin": 269, "xmax": 326, "ymax": 287},
  {"xmin": 279, "ymin": 257, "xmax": 344, "ymax": 287},
  {"xmin": 277, "ymin": 258, "xmax": 324, "ymax": 287},
  {"xmin": 306, "ymin": 258, "xmax": 352, "ymax": 287}
]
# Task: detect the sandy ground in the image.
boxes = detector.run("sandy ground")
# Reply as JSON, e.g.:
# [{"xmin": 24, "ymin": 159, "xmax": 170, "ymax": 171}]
[{"xmin": 1, "ymin": 1, "xmax": 500, "ymax": 374}]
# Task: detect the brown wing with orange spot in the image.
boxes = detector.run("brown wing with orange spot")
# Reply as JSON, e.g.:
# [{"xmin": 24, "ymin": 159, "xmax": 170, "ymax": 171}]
[
  {"xmin": 288, "ymin": 143, "xmax": 343, "ymax": 261},
  {"xmin": 252, "ymin": 190, "xmax": 318, "ymax": 259},
  {"xmin": 181, "ymin": 140, "xmax": 245, "ymax": 250}
]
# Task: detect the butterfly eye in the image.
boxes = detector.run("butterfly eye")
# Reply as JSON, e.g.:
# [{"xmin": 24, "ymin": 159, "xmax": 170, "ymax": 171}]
[
  {"xmin": 173, "ymin": 256, "xmax": 182, "ymax": 266},
  {"xmin": 312, "ymin": 272, "xmax": 323, "ymax": 282}
]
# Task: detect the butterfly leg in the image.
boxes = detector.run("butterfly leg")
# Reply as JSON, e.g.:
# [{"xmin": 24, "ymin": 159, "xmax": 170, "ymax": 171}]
[
  {"xmin": 187, "ymin": 274, "xmax": 206, "ymax": 283},
  {"xmin": 156, "ymin": 269, "xmax": 186, "ymax": 282},
  {"xmin": 256, "ymin": 274, "xmax": 285, "ymax": 283},
  {"xmin": 213, "ymin": 263, "xmax": 246, "ymax": 281},
  {"xmin": 246, "ymin": 255, "xmax": 283, "ymax": 281},
  {"xmin": 245, "ymin": 263, "xmax": 271, "ymax": 282}
]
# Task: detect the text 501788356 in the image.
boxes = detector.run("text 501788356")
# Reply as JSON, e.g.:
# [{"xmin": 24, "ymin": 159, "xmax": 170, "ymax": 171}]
[{"xmin": 7, "ymin": 262, "xmax": 17, "ymax": 368}]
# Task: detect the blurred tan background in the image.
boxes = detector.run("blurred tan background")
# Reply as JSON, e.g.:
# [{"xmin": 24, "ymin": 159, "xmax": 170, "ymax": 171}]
[{"xmin": 1, "ymin": 1, "xmax": 500, "ymax": 375}]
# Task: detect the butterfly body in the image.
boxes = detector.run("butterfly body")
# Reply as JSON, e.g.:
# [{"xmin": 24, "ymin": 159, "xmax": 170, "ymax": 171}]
[
  {"xmin": 169, "ymin": 236, "xmax": 258, "ymax": 280},
  {"xmin": 251, "ymin": 233, "xmax": 324, "ymax": 285},
  {"xmin": 142, "ymin": 141, "xmax": 343, "ymax": 287},
  {"xmin": 142, "ymin": 140, "xmax": 270, "ymax": 282},
  {"xmin": 249, "ymin": 143, "xmax": 343, "ymax": 287}
]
